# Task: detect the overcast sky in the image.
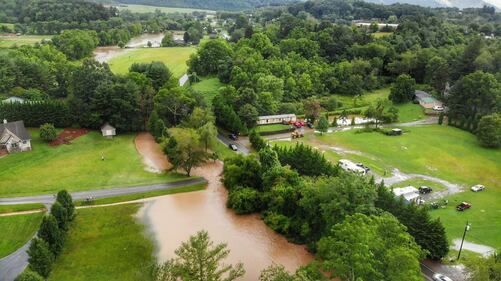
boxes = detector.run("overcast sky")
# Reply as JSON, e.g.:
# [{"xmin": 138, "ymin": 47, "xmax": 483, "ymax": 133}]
[{"xmin": 484, "ymin": 0, "xmax": 501, "ymax": 7}]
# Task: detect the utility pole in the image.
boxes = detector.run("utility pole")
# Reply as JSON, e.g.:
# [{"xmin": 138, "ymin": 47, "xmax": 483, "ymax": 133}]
[{"xmin": 457, "ymin": 221, "xmax": 471, "ymax": 260}]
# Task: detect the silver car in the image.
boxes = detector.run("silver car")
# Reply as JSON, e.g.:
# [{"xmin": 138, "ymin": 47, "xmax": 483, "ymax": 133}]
[{"xmin": 471, "ymin": 184, "xmax": 485, "ymax": 192}]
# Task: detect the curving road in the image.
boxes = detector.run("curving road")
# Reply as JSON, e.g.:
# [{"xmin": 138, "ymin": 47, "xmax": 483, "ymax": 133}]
[{"xmin": 0, "ymin": 177, "xmax": 207, "ymax": 281}]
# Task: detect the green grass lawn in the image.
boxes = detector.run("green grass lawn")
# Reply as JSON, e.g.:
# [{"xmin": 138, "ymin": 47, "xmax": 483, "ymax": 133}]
[
  {"xmin": 0, "ymin": 212, "xmax": 44, "ymax": 258},
  {"xmin": 302, "ymin": 125, "xmax": 501, "ymax": 247},
  {"xmin": 191, "ymin": 77, "xmax": 224, "ymax": 103},
  {"xmin": 48, "ymin": 204, "xmax": 154, "ymax": 281},
  {"xmin": 256, "ymin": 124, "xmax": 292, "ymax": 133},
  {"xmin": 373, "ymin": 32, "xmax": 393, "ymax": 38},
  {"xmin": 0, "ymin": 203, "xmax": 45, "ymax": 214},
  {"xmin": 0, "ymin": 130, "xmax": 187, "ymax": 197},
  {"xmin": 0, "ymin": 35, "xmax": 51, "ymax": 48},
  {"xmin": 115, "ymin": 4, "xmax": 215, "ymax": 14},
  {"xmin": 212, "ymin": 140, "xmax": 238, "ymax": 160},
  {"xmin": 75, "ymin": 183, "xmax": 205, "ymax": 206},
  {"xmin": 107, "ymin": 47, "xmax": 196, "ymax": 78}
]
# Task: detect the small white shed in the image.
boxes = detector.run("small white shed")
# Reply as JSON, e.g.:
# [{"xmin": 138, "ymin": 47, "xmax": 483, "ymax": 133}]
[
  {"xmin": 101, "ymin": 123, "xmax": 116, "ymax": 139},
  {"xmin": 392, "ymin": 186, "xmax": 420, "ymax": 203}
]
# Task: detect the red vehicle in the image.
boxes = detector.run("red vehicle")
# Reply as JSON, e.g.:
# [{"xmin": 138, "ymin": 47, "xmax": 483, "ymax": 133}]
[
  {"xmin": 456, "ymin": 202, "xmax": 471, "ymax": 211},
  {"xmin": 293, "ymin": 121, "xmax": 305, "ymax": 128}
]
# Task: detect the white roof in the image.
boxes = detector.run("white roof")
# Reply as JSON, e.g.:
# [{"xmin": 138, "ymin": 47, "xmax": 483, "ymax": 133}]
[
  {"xmin": 258, "ymin": 114, "xmax": 296, "ymax": 120},
  {"xmin": 393, "ymin": 186, "xmax": 419, "ymax": 199}
]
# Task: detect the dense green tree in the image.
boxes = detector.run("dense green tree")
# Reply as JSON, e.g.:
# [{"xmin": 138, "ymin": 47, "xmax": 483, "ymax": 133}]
[
  {"xmin": 14, "ymin": 270, "xmax": 44, "ymax": 281},
  {"xmin": 37, "ymin": 215, "xmax": 64, "ymax": 256},
  {"xmin": 227, "ymin": 187, "xmax": 262, "ymax": 214},
  {"xmin": 27, "ymin": 238, "xmax": 54, "ymax": 278},
  {"xmin": 238, "ymin": 104, "xmax": 259, "ymax": 128},
  {"xmin": 476, "ymin": 113, "xmax": 501, "ymax": 148},
  {"xmin": 56, "ymin": 190, "xmax": 75, "ymax": 221},
  {"xmin": 198, "ymin": 122, "xmax": 218, "ymax": 152},
  {"xmin": 39, "ymin": 123, "xmax": 57, "ymax": 142},
  {"xmin": 389, "ymin": 74, "xmax": 416, "ymax": 104},
  {"xmin": 317, "ymin": 213, "xmax": 423, "ymax": 281},
  {"xmin": 467, "ymin": 250, "xmax": 501, "ymax": 281},
  {"xmin": 50, "ymin": 202, "xmax": 69, "ymax": 231},
  {"xmin": 52, "ymin": 30, "xmax": 99, "ymax": 60},
  {"xmin": 164, "ymin": 128, "xmax": 207, "ymax": 176},
  {"xmin": 154, "ymin": 231, "xmax": 245, "ymax": 281},
  {"xmin": 188, "ymin": 39, "xmax": 233, "ymax": 76},
  {"xmin": 317, "ymin": 116, "xmax": 329, "ymax": 135},
  {"xmin": 161, "ymin": 32, "xmax": 175, "ymax": 47},
  {"xmin": 154, "ymin": 87, "xmax": 196, "ymax": 126},
  {"xmin": 130, "ymin": 62, "xmax": 172, "ymax": 90},
  {"xmin": 223, "ymin": 155, "xmax": 262, "ymax": 190}
]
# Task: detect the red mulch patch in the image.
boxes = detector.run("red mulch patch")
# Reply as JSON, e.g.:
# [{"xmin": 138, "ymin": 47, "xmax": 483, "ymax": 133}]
[
  {"xmin": 0, "ymin": 148, "xmax": 8, "ymax": 157},
  {"xmin": 49, "ymin": 128, "xmax": 90, "ymax": 146}
]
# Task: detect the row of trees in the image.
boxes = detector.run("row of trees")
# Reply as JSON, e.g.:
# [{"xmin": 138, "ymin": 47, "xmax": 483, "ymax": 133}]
[{"xmin": 18, "ymin": 190, "xmax": 75, "ymax": 280}]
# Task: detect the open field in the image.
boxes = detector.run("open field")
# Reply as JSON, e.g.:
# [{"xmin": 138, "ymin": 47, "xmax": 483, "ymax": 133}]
[
  {"xmin": 331, "ymin": 88, "xmax": 425, "ymax": 123},
  {"xmin": 48, "ymin": 204, "xmax": 154, "ymax": 281},
  {"xmin": 0, "ymin": 35, "xmax": 51, "ymax": 48},
  {"xmin": 278, "ymin": 125, "xmax": 501, "ymax": 247},
  {"xmin": 373, "ymin": 31, "xmax": 393, "ymax": 38},
  {"xmin": 107, "ymin": 47, "xmax": 196, "ymax": 78},
  {"xmin": 0, "ymin": 129, "xmax": 187, "ymax": 197},
  {"xmin": 75, "ymin": 183, "xmax": 205, "ymax": 206},
  {"xmin": 191, "ymin": 77, "xmax": 224, "ymax": 103},
  {"xmin": 0, "ymin": 203, "xmax": 45, "ymax": 214},
  {"xmin": 114, "ymin": 4, "xmax": 215, "ymax": 14},
  {"xmin": 0, "ymin": 212, "xmax": 44, "ymax": 258}
]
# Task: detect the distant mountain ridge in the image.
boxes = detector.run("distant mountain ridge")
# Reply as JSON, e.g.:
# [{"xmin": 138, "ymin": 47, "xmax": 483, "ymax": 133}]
[
  {"xmin": 364, "ymin": 0, "xmax": 500, "ymax": 10},
  {"xmin": 88, "ymin": 0, "xmax": 300, "ymax": 11}
]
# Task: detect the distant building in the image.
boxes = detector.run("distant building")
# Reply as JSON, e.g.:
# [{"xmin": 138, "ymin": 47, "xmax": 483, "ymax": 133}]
[
  {"xmin": 0, "ymin": 119, "xmax": 32, "ymax": 153},
  {"xmin": 2, "ymin": 96, "xmax": 25, "ymax": 103},
  {"xmin": 392, "ymin": 186, "xmax": 420, "ymax": 203},
  {"xmin": 257, "ymin": 114, "xmax": 296, "ymax": 125},
  {"xmin": 101, "ymin": 123, "xmax": 116, "ymax": 139},
  {"xmin": 352, "ymin": 20, "xmax": 399, "ymax": 30},
  {"xmin": 209, "ymin": 32, "xmax": 219, "ymax": 39}
]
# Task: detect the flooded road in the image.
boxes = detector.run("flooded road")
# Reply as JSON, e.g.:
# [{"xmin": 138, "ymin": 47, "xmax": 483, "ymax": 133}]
[
  {"xmin": 138, "ymin": 161, "xmax": 313, "ymax": 280},
  {"xmin": 93, "ymin": 33, "xmax": 164, "ymax": 63},
  {"xmin": 135, "ymin": 132, "xmax": 172, "ymax": 173}
]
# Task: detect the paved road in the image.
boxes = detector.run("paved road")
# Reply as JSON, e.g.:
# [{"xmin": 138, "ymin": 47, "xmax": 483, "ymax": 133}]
[
  {"xmin": 217, "ymin": 132, "xmax": 250, "ymax": 155},
  {"xmin": 0, "ymin": 178, "xmax": 206, "ymax": 205},
  {"xmin": 0, "ymin": 177, "xmax": 207, "ymax": 281}
]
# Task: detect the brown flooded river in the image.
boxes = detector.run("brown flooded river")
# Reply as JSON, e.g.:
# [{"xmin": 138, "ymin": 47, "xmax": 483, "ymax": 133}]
[
  {"xmin": 93, "ymin": 33, "xmax": 164, "ymax": 63},
  {"xmin": 138, "ymin": 161, "xmax": 313, "ymax": 280}
]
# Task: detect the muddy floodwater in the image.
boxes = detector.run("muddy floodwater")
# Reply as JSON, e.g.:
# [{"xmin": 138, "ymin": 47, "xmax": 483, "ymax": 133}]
[
  {"xmin": 93, "ymin": 33, "xmax": 164, "ymax": 63},
  {"xmin": 138, "ymin": 161, "xmax": 313, "ymax": 280}
]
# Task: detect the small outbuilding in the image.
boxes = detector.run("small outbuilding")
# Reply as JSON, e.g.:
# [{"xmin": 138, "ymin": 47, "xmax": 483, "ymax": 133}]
[{"xmin": 101, "ymin": 123, "xmax": 116, "ymax": 139}]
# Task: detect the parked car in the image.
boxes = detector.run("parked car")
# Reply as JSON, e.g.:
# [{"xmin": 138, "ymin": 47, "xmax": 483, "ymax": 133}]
[
  {"xmin": 307, "ymin": 122, "xmax": 314, "ymax": 129},
  {"xmin": 471, "ymin": 184, "xmax": 485, "ymax": 192},
  {"xmin": 456, "ymin": 202, "xmax": 471, "ymax": 211},
  {"xmin": 432, "ymin": 273, "xmax": 453, "ymax": 281},
  {"xmin": 355, "ymin": 163, "xmax": 370, "ymax": 173},
  {"xmin": 228, "ymin": 134, "xmax": 238, "ymax": 141},
  {"xmin": 419, "ymin": 186, "xmax": 433, "ymax": 194},
  {"xmin": 433, "ymin": 105, "xmax": 444, "ymax": 111},
  {"xmin": 228, "ymin": 144, "xmax": 238, "ymax": 151}
]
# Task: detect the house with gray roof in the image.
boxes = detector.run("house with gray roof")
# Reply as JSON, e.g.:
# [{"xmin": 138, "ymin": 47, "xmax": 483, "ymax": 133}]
[{"xmin": 0, "ymin": 119, "xmax": 32, "ymax": 153}]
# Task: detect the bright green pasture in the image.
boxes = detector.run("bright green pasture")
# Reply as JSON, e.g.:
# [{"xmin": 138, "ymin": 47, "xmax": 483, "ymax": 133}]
[
  {"xmin": 0, "ymin": 212, "xmax": 44, "ymax": 258},
  {"xmin": 0, "ymin": 35, "xmax": 51, "ymax": 48},
  {"xmin": 256, "ymin": 124, "xmax": 292, "ymax": 133},
  {"xmin": 0, "ymin": 203, "xmax": 45, "ymax": 214},
  {"xmin": 0, "ymin": 129, "xmax": 187, "ymax": 197},
  {"xmin": 48, "ymin": 204, "xmax": 154, "ymax": 281},
  {"xmin": 107, "ymin": 47, "xmax": 196, "ymax": 78}
]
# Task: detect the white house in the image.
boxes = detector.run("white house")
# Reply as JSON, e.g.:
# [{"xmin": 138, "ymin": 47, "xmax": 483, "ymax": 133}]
[
  {"xmin": 0, "ymin": 119, "xmax": 32, "ymax": 153},
  {"xmin": 257, "ymin": 114, "xmax": 296, "ymax": 125},
  {"xmin": 392, "ymin": 186, "xmax": 420, "ymax": 203},
  {"xmin": 101, "ymin": 123, "xmax": 116, "ymax": 139}
]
